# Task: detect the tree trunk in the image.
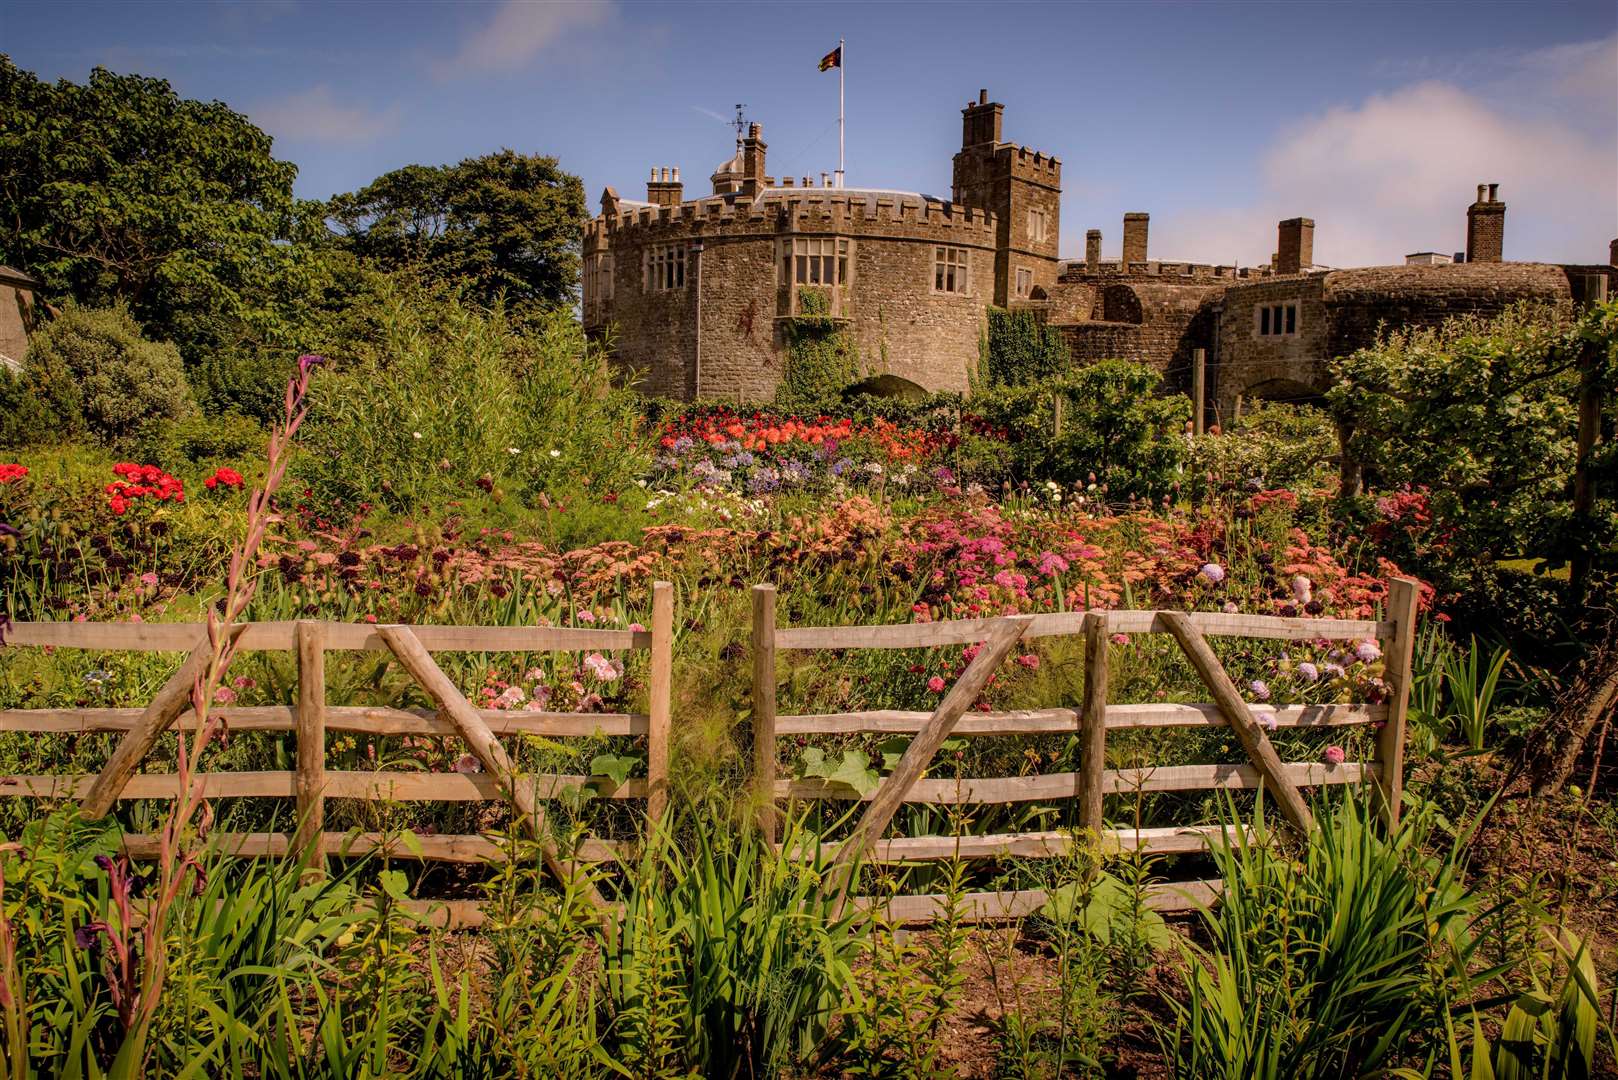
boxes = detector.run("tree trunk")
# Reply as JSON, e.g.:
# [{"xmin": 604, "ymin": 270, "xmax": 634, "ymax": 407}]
[{"xmin": 1529, "ymin": 620, "xmax": 1618, "ymax": 796}]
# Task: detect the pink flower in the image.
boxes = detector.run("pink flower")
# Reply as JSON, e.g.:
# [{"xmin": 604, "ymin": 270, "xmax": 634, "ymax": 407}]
[
  {"xmin": 452, "ymin": 754, "xmax": 483, "ymax": 774},
  {"xmin": 1355, "ymin": 640, "xmax": 1382, "ymax": 663},
  {"xmin": 583, "ymin": 652, "xmax": 620, "ymax": 681},
  {"xmin": 364, "ymin": 614, "xmax": 378, "ymax": 624},
  {"xmin": 1291, "ymin": 574, "xmax": 1313, "ymax": 605},
  {"xmin": 961, "ymin": 644, "xmax": 982, "ymax": 664},
  {"xmin": 1199, "ymin": 563, "xmax": 1226, "ymax": 584},
  {"xmin": 576, "ymin": 609, "xmax": 596, "ymax": 624},
  {"xmin": 1324, "ymin": 745, "xmax": 1346, "ymax": 766},
  {"xmin": 927, "ymin": 676, "xmax": 947, "ymax": 693},
  {"xmin": 1255, "ymin": 710, "xmax": 1279, "ymax": 733},
  {"xmin": 139, "ymin": 572, "xmax": 159, "ymax": 587},
  {"xmin": 1110, "ymin": 632, "xmax": 1129, "ymax": 646},
  {"xmin": 213, "ymin": 686, "xmax": 237, "ymax": 705},
  {"xmin": 628, "ymin": 622, "xmax": 647, "ymax": 633},
  {"xmin": 1223, "ymin": 601, "xmax": 1239, "ymax": 614},
  {"xmin": 1037, "ymin": 551, "xmax": 1069, "ymax": 576},
  {"xmin": 1016, "ymin": 653, "xmax": 1040, "ymax": 670}
]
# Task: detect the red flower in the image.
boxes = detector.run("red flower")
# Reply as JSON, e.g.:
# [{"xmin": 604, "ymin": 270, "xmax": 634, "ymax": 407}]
[{"xmin": 0, "ymin": 464, "xmax": 27, "ymax": 484}]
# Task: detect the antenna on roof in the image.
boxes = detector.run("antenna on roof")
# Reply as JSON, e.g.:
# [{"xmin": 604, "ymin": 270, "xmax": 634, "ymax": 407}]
[{"xmin": 733, "ymin": 104, "xmax": 747, "ymax": 149}]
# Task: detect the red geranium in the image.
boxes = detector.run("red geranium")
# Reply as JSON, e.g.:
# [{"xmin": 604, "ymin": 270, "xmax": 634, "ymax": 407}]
[
  {"xmin": 106, "ymin": 463, "xmax": 184, "ymax": 513},
  {"xmin": 204, "ymin": 467, "xmax": 245, "ymax": 491},
  {"xmin": 0, "ymin": 464, "xmax": 27, "ymax": 484}
]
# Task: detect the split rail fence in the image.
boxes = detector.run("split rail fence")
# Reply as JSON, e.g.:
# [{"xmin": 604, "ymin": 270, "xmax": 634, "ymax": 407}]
[{"xmin": 0, "ymin": 576, "xmax": 1419, "ymax": 925}]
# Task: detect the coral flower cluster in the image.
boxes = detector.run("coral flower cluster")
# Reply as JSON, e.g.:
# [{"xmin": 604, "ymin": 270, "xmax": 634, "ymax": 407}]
[{"xmin": 106, "ymin": 463, "xmax": 184, "ymax": 515}]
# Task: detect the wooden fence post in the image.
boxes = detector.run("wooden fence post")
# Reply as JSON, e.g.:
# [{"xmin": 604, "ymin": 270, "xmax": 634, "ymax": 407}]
[
  {"xmin": 1077, "ymin": 613, "xmax": 1109, "ymax": 838},
  {"xmin": 646, "ymin": 581, "xmax": 674, "ymax": 823},
  {"xmin": 293, "ymin": 620, "xmax": 327, "ymax": 867},
  {"xmin": 1191, "ymin": 347, "xmax": 1207, "ymax": 436},
  {"xmin": 752, "ymin": 584, "xmax": 779, "ymax": 841},
  {"xmin": 1376, "ymin": 577, "xmax": 1421, "ymax": 829}
]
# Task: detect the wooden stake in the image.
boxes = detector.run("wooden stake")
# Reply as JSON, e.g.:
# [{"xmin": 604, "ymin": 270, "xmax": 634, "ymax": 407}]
[
  {"xmin": 1161, "ymin": 612, "xmax": 1315, "ymax": 835},
  {"xmin": 1191, "ymin": 347, "xmax": 1206, "ymax": 436},
  {"xmin": 293, "ymin": 620, "xmax": 327, "ymax": 867},
  {"xmin": 751, "ymin": 584, "xmax": 779, "ymax": 841},
  {"xmin": 379, "ymin": 625, "xmax": 606, "ymax": 909},
  {"xmin": 1077, "ymin": 613, "xmax": 1109, "ymax": 837},
  {"xmin": 833, "ymin": 616, "xmax": 1032, "ymax": 886},
  {"xmin": 1375, "ymin": 578, "xmax": 1421, "ymax": 829},
  {"xmin": 646, "ymin": 581, "xmax": 674, "ymax": 823},
  {"xmin": 81, "ymin": 632, "xmax": 224, "ymax": 819}
]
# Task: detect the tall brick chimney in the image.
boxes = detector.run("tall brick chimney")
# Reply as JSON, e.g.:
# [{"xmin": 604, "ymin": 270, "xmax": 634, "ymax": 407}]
[
  {"xmin": 1122, "ymin": 213, "xmax": 1149, "ymax": 266},
  {"xmin": 1085, "ymin": 229, "xmax": 1102, "ymax": 271},
  {"xmin": 1609, "ymin": 237, "xmax": 1617, "ymax": 266},
  {"xmin": 1276, "ymin": 217, "xmax": 1314, "ymax": 274},
  {"xmin": 646, "ymin": 167, "xmax": 683, "ymax": 207},
  {"xmin": 1466, "ymin": 183, "xmax": 1504, "ymax": 263},
  {"xmin": 961, "ymin": 88, "xmax": 1003, "ymax": 148},
  {"xmin": 741, "ymin": 123, "xmax": 767, "ymax": 196}
]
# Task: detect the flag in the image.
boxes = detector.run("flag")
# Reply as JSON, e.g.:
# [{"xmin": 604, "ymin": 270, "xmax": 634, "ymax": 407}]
[{"xmin": 819, "ymin": 45, "xmax": 841, "ymax": 72}]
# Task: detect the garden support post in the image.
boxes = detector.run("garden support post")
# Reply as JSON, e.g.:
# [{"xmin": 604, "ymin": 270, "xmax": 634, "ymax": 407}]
[
  {"xmin": 293, "ymin": 620, "xmax": 327, "ymax": 869},
  {"xmin": 646, "ymin": 581, "xmax": 674, "ymax": 823},
  {"xmin": 1162, "ymin": 612, "xmax": 1316, "ymax": 835},
  {"xmin": 378, "ymin": 625, "xmax": 607, "ymax": 910},
  {"xmin": 832, "ymin": 616, "xmax": 1032, "ymax": 904},
  {"xmin": 752, "ymin": 584, "xmax": 779, "ymax": 842},
  {"xmin": 1077, "ymin": 613, "xmax": 1109, "ymax": 838},
  {"xmin": 81, "ymin": 631, "xmax": 230, "ymax": 820},
  {"xmin": 1375, "ymin": 577, "xmax": 1421, "ymax": 830},
  {"xmin": 1191, "ymin": 348, "xmax": 1206, "ymax": 436}
]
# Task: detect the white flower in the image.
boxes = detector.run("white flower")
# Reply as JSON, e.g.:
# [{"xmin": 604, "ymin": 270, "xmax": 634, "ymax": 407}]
[
  {"xmin": 412, "ymin": 431, "xmax": 423, "ymax": 440},
  {"xmin": 549, "ymin": 449, "xmax": 562, "ymax": 459},
  {"xmin": 507, "ymin": 446, "xmax": 520, "ymax": 455}
]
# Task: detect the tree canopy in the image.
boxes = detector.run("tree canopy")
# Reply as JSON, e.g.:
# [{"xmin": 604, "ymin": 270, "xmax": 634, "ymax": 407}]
[
  {"xmin": 325, "ymin": 150, "xmax": 585, "ymax": 312},
  {"xmin": 0, "ymin": 57, "xmax": 325, "ymax": 359}
]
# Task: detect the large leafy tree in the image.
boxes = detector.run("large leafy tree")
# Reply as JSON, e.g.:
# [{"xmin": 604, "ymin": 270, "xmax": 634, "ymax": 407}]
[
  {"xmin": 325, "ymin": 150, "xmax": 585, "ymax": 312},
  {"xmin": 0, "ymin": 57, "xmax": 325, "ymax": 360}
]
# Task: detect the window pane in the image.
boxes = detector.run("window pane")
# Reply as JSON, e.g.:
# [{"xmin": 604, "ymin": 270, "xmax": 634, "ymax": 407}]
[
  {"xmin": 838, "ymin": 256, "xmax": 847, "ymax": 284},
  {"xmin": 1286, "ymin": 305, "xmax": 1296, "ymax": 334},
  {"xmin": 796, "ymin": 257, "xmax": 806, "ymax": 285},
  {"xmin": 1261, "ymin": 307, "xmax": 1270, "ymax": 335}
]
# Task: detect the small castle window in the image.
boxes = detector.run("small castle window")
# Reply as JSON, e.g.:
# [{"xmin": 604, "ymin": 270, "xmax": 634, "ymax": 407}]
[
  {"xmin": 1256, "ymin": 302, "xmax": 1298, "ymax": 338},
  {"xmin": 645, "ymin": 244, "xmax": 686, "ymax": 292},
  {"xmin": 584, "ymin": 252, "xmax": 613, "ymax": 307},
  {"xmin": 787, "ymin": 237, "xmax": 848, "ymax": 287},
  {"xmin": 1026, "ymin": 209, "xmax": 1048, "ymax": 244},
  {"xmin": 1015, "ymin": 267, "xmax": 1033, "ymax": 298},
  {"xmin": 934, "ymin": 246, "xmax": 970, "ymax": 295}
]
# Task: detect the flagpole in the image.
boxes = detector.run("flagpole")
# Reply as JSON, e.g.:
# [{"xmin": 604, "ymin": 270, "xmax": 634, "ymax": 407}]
[{"xmin": 836, "ymin": 37, "xmax": 845, "ymax": 188}]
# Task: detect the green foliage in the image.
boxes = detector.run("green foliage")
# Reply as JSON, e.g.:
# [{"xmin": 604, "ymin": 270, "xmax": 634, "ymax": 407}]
[
  {"xmin": 0, "ymin": 58, "xmax": 326, "ymax": 363},
  {"xmin": 0, "ymin": 362, "xmax": 55, "ymax": 448},
  {"xmin": 982, "ymin": 307, "xmax": 1068, "ymax": 388},
  {"xmin": 326, "ymin": 150, "xmax": 586, "ymax": 313},
  {"xmin": 1162, "ymin": 790, "xmax": 1502, "ymax": 1079},
  {"xmin": 294, "ymin": 284, "xmax": 650, "ymax": 514},
  {"xmin": 1328, "ymin": 301, "xmax": 1618, "ymax": 588},
  {"xmin": 777, "ymin": 290, "xmax": 859, "ymax": 414},
  {"xmin": 22, "ymin": 304, "xmax": 194, "ymax": 444},
  {"xmin": 1189, "ymin": 401, "xmax": 1338, "ymax": 500},
  {"xmin": 600, "ymin": 808, "xmax": 860, "ymax": 1076},
  {"xmin": 133, "ymin": 410, "xmax": 264, "ymax": 469},
  {"xmin": 969, "ymin": 359, "xmax": 1190, "ymax": 499}
]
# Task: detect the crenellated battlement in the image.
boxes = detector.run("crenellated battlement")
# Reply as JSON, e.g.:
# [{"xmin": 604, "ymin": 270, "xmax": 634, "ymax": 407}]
[
  {"xmin": 1059, "ymin": 258, "xmax": 1273, "ymax": 283},
  {"xmin": 586, "ymin": 190, "xmax": 999, "ymax": 250},
  {"xmin": 998, "ymin": 144, "xmax": 1062, "ymax": 184}
]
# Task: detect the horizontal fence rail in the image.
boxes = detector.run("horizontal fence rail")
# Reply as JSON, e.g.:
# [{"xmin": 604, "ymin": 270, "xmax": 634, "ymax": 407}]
[{"xmin": 0, "ymin": 577, "xmax": 1421, "ymax": 922}]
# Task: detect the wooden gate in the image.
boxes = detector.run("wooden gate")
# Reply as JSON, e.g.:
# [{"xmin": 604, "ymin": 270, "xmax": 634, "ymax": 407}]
[{"xmin": 750, "ymin": 578, "xmax": 1419, "ymax": 921}]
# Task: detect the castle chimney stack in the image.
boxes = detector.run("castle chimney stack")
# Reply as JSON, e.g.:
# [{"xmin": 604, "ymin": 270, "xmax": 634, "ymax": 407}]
[
  {"xmin": 961, "ymin": 90, "xmax": 1003, "ymax": 147},
  {"xmin": 1609, "ymin": 238, "xmax": 1617, "ymax": 266},
  {"xmin": 1122, "ymin": 212, "xmax": 1149, "ymax": 267},
  {"xmin": 740, "ymin": 123, "xmax": 767, "ymax": 197},
  {"xmin": 646, "ymin": 165, "xmax": 683, "ymax": 207},
  {"xmin": 1086, "ymin": 229, "xmax": 1102, "ymax": 271},
  {"xmin": 1466, "ymin": 182, "xmax": 1505, "ymax": 263},
  {"xmin": 1276, "ymin": 217, "xmax": 1315, "ymax": 275}
]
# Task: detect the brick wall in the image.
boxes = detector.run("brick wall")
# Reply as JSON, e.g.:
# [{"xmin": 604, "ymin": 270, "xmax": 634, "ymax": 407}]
[{"xmin": 0, "ymin": 282, "xmax": 38, "ymax": 370}]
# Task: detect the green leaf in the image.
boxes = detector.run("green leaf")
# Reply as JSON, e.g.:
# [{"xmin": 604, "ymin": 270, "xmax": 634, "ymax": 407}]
[{"xmin": 590, "ymin": 752, "xmax": 641, "ymax": 788}]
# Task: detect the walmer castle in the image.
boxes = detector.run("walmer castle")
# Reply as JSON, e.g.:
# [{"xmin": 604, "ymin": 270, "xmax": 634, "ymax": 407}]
[{"xmin": 583, "ymin": 91, "xmax": 1616, "ymax": 420}]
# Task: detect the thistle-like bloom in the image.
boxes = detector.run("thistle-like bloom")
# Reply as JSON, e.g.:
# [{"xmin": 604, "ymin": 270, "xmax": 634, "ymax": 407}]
[
  {"xmin": 1323, "ymin": 745, "xmax": 1346, "ymax": 766},
  {"xmin": 1199, "ymin": 563, "xmax": 1226, "ymax": 584}
]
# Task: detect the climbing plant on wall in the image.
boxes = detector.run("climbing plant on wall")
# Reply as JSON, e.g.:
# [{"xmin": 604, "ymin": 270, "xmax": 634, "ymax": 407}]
[
  {"xmin": 982, "ymin": 306, "xmax": 1069, "ymax": 388},
  {"xmin": 777, "ymin": 288, "xmax": 859, "ymax": 413}
]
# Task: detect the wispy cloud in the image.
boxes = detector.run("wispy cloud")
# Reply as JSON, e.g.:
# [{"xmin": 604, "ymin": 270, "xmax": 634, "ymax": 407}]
[
  {"xmin": 250, "ymin": 85, "xmax": 400, "ymax": 144},
  {"xmin": 1162, "ymin": 36, "xmax": 1618, "ymax": 267},
  {"xmin": 433, "ymin": 0, "xmax": 615, "ymax": 80},
  {"xmin": 692, "ymin": 106, "xmax": 732, "ymax": 126}
]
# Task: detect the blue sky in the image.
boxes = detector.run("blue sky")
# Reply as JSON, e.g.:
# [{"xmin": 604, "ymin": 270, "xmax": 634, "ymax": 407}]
[{"xmin": 5, "ymin": 0, "xmax": 1615, "ymax": 268}]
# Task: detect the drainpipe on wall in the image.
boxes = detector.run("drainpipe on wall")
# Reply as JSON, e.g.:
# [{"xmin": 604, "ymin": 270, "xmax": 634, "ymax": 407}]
[{"xmin": 691, "ymin": 238, "xmax": 704, "ymax": 399}]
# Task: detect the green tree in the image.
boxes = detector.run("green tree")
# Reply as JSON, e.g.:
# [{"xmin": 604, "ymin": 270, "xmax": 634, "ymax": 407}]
[
  {"xmin": 981, "ymin": 307, "xmax": 1069, "ymax": 388},
  {"xmin": 0, "ymin": 57, "xmax": 326, "ymax": 361},
  {"xmin": 23, "ymin": 304, "xmax": 194, "ymax": 444},
  {"xmin": 325, "ymin": 150, "xmax": 586, "ymax": 312}
]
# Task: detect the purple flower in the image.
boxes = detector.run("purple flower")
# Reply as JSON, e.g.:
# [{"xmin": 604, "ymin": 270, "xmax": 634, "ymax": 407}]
[
  {"xmin": 1249, "ymin": 679, "xmax": 1270, "ymax": 701},
  {"xmin": 73, "ymin": 921, "xmax": 110, "ymax": 950},
  {"xmin": 1199, "ymin": 563, "xmax": 1226, "ymax": 584},
  {"xmin": 1255, "ymin": 710, "xmax": 1279, "ymax": 733},
  {"xmin": 0, "ymin": 523, "xmax": 18, "ymax": 538},
  {"xmin": 1296, "ymin": 662, "xmax": 1319, "ymax": 683},
  {"xmin": 1324, "ymin": 662, "xmax": 1346, "ymax": 679},
  {"xmin": 1355, "ymin": 640, "xmax": 1383, "ymax": 663},
  {"xmin": 296, "ymin": 354, "xmax": 326, "ymax": 379}
]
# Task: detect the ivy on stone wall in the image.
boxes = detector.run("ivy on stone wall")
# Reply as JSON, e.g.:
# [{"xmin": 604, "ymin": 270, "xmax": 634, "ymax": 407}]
[
  {"xmin": 776, "ymin": 287, "xmax": 859, "ymax": 412},
  {"xmin": 982, "ymin": 307, "xmax": 1068, "ymax": 388}
]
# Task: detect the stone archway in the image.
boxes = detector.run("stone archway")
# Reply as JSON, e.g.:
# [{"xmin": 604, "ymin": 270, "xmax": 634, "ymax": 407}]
[{"xmin": 844, "ymin": 373, "xmax": 929, "ymax": 401}]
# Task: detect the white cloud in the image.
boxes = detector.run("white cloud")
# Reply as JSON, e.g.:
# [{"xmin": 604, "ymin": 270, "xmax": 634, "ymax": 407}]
[
  {"xmin": 1159, "ymin": 38, "xmax": 1618, "ymax": 268},
  {"xmin": 433, "ymin": 0, "xmax": 614, "ymax": 79},
  {"xmin": 251, "ymin": 86, "xmax": 399, "ymax": 144}
]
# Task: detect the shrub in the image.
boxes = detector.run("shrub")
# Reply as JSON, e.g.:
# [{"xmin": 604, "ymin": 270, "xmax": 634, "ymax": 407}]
[
  {"xmin": 0, "ymin": 363, "xmax": 57, "ymax": 448},
  {"xmin": 1188, "ymin": 401, "xmax": 1338, "ymax": 502},
  {"xmin": 777, "ymin": 289, "xmax": 859, "ymax": 414},
  {"xmin": 133, "ymin": 410, "xmax": 264, "ymax": 468},
  {"xmin": 982, "ymin": 306, "xmax": 1068, "ymax": 388},
  {"xmin": 294, "ymin": 284, "xmax": 650, "ymax": 514},
  {"xmin": 969, "ymin": 359, "xmax": 1190, "ymax": 500},
  {"xmin": 22, "ymin": 305, "xmax": 195, "ymax": 444}
]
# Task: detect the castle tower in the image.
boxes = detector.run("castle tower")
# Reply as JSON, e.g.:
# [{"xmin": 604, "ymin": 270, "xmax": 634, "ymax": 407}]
[{"xmin": 951, "ymin": 90, "xmax": 1061, "ymax": 306}]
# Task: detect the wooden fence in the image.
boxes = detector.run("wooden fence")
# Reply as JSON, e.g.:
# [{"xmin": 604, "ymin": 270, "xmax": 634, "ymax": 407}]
[{"xmin": 0, "ymin": 576, "xmax": 1419, "ymax": 925}]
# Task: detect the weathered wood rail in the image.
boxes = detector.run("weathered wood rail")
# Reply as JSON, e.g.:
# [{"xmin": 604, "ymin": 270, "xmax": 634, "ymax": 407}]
[{"xmin": 0, "ymin": 576, "xmax": 1420, "ymax": 924}]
